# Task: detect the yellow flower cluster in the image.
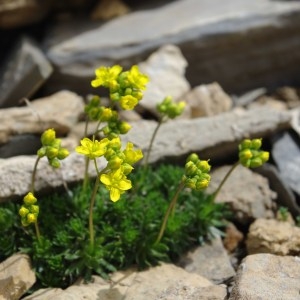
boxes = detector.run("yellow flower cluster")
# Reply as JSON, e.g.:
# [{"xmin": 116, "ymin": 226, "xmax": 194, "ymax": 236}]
[
  {"xmin": 37, "ymin": 129, "xmax": 70, "ymax": 168},
  {"xmin": 156, "ymin": 96, "xmax": 186, "ymax": 119},
  {"xmin": 239, "ymin": 139, "xmax": 269, "ymax": 168},
  {"xmin": 182, "ymin": 153, "xmax": 211, "ymax": 191},
  {"xmin": 19, "ymin": 192, "xmax": 39, "ymax": 226},
  {"xmin": 76, "ymin": 136, "xmax": 143, "ymax": 202},
  {"xmin": 91, "ymin": 65, "xmax": 149, "ymax": 110}
]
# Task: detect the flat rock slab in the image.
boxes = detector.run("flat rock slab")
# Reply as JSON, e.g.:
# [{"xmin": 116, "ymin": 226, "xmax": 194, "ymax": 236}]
[
  {"xmin": 45, "ymin": 0, "xmax": 300, "ymax": 94},
  {"xmin": 229, "ymin": 254, "xmax": 300, "ymax": 300},
  {"xmin": 24, "ymin": 263, "xmax": 227, "ymax": 300},
  {"xmin": 0, "ymin": 107, "xmax": 291, "ymax": 201},
  {"xmin": 0, "ymin": 90, "xmax": 84, "ymax": 144},
  {"xmin": 123, "ymin": 107, "xmax": 291, "ymax": 164}
]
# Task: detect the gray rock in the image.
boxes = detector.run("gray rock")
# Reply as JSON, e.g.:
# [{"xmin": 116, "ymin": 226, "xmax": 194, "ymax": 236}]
[
  {"xmin": 233, "ymin": 87, "xmax": 267, "ymax": 107},
  {"xmin": 45, "ymin": 0, "xmax": 300, "ymax": 94},
  {"xmin": 246, "ymin": 218, "xmax": 300, "ymax": 255},
  {"xmin": 123, "ymin": 107, "xmax": 291, "ymax": 165},
  {"xmin": 207, "ymin": 165, "xmax": 277, "ymax": 224},
  {"xmin": 272, "ymin": 132, "xmax": 300, "ymax": 196},
  {"xmin": 0, "ymin": 37, "xmax": 53, "ymax": 108},
  {"xmin": 0, "ymin": 90, "xmax": 84, "ymax": 144},
  {"xmin": 178, "ymin": 235, "xmax": 235, "ymax": 284},
  {"xmin": 0, "ymin": 254, "xmax": 36, "ymax": 300},
  {"xmin": 138, "ymin": 44, "xmax": 190, "ymax": 117},
  {"xmin": 229, "ymin": 254, "xmax": 300, "ymax": 300},
  {"xmin": 254, "ymin": 163, "xmax": 300, "ymax": 217}
]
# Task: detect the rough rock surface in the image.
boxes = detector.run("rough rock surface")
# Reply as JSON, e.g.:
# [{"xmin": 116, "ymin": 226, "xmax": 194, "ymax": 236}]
[
  {"xmin": 138, "ymin": 44, "xmax": 190, "ymax": 116},
  {"xmin": 0, "ymin": 37, "xmax": 53, "ymax": 108},
  {"xmin": 183, "ymin": 82, "xmax": 233, "ymax": 118},
  {"xmin": 0, "ymin": 90, "xmax": 84, "ymax": 144},
  {"xmin": 178, "ymin": 235, "xmax": 235, "ymax": 284},
  {"xmin": 246, "ymin": 218, "xmax": 300, "ymax": 255},
  {"xmin": 207, "ymin": 165, "xmax": 277, "ymax": 224},
  {"xmin": 0, "ymin": 254, "xmax": 36, "ymax": 300},
  {"xmin": 45, "ymin": 0, "xmax": 300, "ymax": 94},
  {"xmin": 24, "ymin": 263, "xmax": 221, "ymax": 300},
  {"xmin": 229, "ymin": 254, "xmax": 300, "ymax": 300}
]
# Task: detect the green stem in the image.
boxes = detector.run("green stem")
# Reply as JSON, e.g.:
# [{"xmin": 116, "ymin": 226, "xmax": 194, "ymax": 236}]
[
  {"xmin": 144, "ymin": 117, "xmax": 165, "ymax": 168},
  {"xmin": 31, "ymin": 156, "xmax": 41, "ymax": 193},
  {"xmin": 83, "ymin": 157, "xmax": 90, "ymax": 191},
  {"xmin": 34, "ymin": 221, "xmax": 41, "ymax": 243},
  {"xmin": 88, "ymin": 176, "xmax": 99, "ymax": 249},
  {"xmin": 155, "ymin": 181, "xmax": 185, "ymax": 245},
  {"xmin": 212, "ymin": 161, "xmax": 240, "ymax": 202}
]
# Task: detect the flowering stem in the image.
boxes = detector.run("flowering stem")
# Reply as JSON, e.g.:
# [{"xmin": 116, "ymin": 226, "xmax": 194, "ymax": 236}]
[
  {"xmin": 83, "ymin": 157, "xmax": 90, "ymax": 191},
  {"xmin": 31, "ymin": 156, "xmax": 41, "ymax": 193},
  {"xmin": 144, "ymin": 117, "xmax": 166, "ymax": 168},
  {"xmin": 155, "ymin": 181, "xmax": 185, "ymax": 245},
  {"xmin": 34, "ymin": 221, "xmax": 41, "ymax": 243},
  {"xmin": 88, "ymin": 175, "xmax": 99, "ymax": 249},
  {"xmin": 212, "ymin": 161, "xmax": 240, "ymax": 202}
]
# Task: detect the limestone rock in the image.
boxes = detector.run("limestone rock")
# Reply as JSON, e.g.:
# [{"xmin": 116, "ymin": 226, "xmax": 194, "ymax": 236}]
[
  {"xmin": 0, "ymin": 37, "xmax": 53, "ymax": 108},
  {"xmin": 45, "ymin": 0, "xmax": 300, "ymax": 94},
  {"xmin": 137, "ymin": 44, "xmax": 190, "ymax": 117},
  {"xmin": 0, "ymin": 152, "xmax": 106, "ymax": 202},
  {"xmin": 229, "ymin": 254, "xmax": 300, "ymax": 300},
  {"xmin": 0, "ymin": 254, "xmax": 36, "ymax": 300},
  {"xmin": 123, "ymin": 107, "xmax": 291, "ymax": 165},
  {"xmin": 246, "ymin": 218, "xmax": 300, "ymax": 255},
  {"xmin": 183, "ymin": 82, "xmax": 232, "ymax": 118},
  {"xmin": 178, "ymin": 235, "xmax": 235, "ymax": 284},
  {"xmin": 0, "ymin": 90, "xmax": 84, "ymax": 144},
  {"xmin": 207, "ymin": 165, "xmax": 277, "ymax": 224},
  {"xmin": 25, "ymin": 263, "xmax": 216, "ymax": 300}
]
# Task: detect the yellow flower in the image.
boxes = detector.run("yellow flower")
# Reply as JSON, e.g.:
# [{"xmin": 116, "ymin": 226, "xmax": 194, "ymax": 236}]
[
  {"xmin": 123, "ymin": 142, "xmax": 143, "ymax": 165},
  {"xmin": 127, "ymin": 65, "xmax": 149, "ymax": 90},
  {"xmin": 41, "ymin": 128, "xmax": 56, "ymax": 146},
  {"xmin": 23, "ymin": 192, "xmax": 37, "ymax": 205},
  {"xmin": 120, "ymin": 95, "xmax": 138, "ymax": 110},
  {"xmin": 100, "ymin": 168, "xmax": 132, "ymax": 202},
  {"xmin": 76, "ymin": 137, "xmax": 109, "ymax": 159},
  {"xmin": 91, "ymin": 65, "xmax": 122, "ymax": 89}
]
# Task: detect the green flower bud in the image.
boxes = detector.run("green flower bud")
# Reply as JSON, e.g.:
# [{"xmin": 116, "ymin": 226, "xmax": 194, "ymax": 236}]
[
  {"xmin": 27, "ymin": 213, "xmax": 37, "ymax": 224},
  {"xmin": 187, "ymin": 153, "xmax": 199, "ymax": 163},
  {"xmin": 185, "ymin": 178, "xmax": 197, "ymax": 189},
  {"xmin": 110, "ymin": 92, "xmax": 120, "ymax": 102},
  {"xmin": 132, "ymin": 90, "xmax": 143, "ymax": 101},
  {"xmin": 260, "ymin": 151, "xmax": 269, "ymax": 164},
  {"xmin": 19, "ymin": 206, "xmax": 29, "ymax": 217},
  {"xmin": 125, "ymin": 88, "xmax": 133, "ymax": 95},
  {"xmin": 41, "ymin": 128, "xmax": 56, "ymax": 146},
  {"xmin": 21, "ymin": 218, "xmax": 30, "ymax": 227},
  {"xmin": 196, "ymin": 178, "xmax": 210, "ymax": 190},
  {"xmin": 37, "ymin": 147, "xmax": 46, "ymax": 158},
  {"xmin": 196, "ymin": 160, "xmax": 211, "ymax": 173},
  {"xmin": 57, "ymin": 148, "xmax": 70, "ymax": 160},
  {"xmin": 30, "ymin": 205, "xmax": 39, "ymax": 214},
  {"xmin": 251, "ymin": 138, "xmax": 262, "ymax": 150},
  {"xmin": 185, "ymin": 161, "xmax": 197, "ymax": 177},
  {"xmin": 249, "ymin": 157, "xmax": 263, "ymax": 168},
  {"xmin": 239, "ymin": 149, "xmax": 252, "ymax": 160},
  {"xmin": 50, "ymin": 158, "xmax": 60, "ymax": 168},
  {"xmin": 239, "ymin": 139, "xmax": 252, "ymax": 150},
  {"xmin": 119, "ymin": 121, "xmax": 132, "ymax": 134},
  {"xmin": 108, "ymin": 156, "xmax": 123, "ymax": 169},
  {"xmin": 51, "ymin": 139, "xmax": 61, "ymax": 149},
  {"xmin": 46, "ymin": 147, "xmax": 59, "ymax": 159},
  {"xmin": 122, "ymin": 163, "xmax": 134, "ymax": 175},
  {"xmin": 23, "ymin": 192, "xmax": 37, "ymax": 205}
]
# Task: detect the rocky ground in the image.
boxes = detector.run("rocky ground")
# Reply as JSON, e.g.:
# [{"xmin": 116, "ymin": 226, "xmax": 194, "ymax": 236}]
[{"xmin": 0, "ymin": 0, "xmax": 300, "ymax": 299}]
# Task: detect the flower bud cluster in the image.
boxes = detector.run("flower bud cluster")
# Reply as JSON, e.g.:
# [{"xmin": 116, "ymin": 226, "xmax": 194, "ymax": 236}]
[
  {"xmin": 84, "ymin": 96, "xmax": 113, "ymax": 122},
  {"xmin": 91, "ymin": 65, "xmax": 149, "ymax": 110},
  {"xmin": 37, "ymin": 129, "xmax": 70, "ymax": 168},
  {"xmin": 238, "ymin": 138, "xmax": 269, "ymax": 168},
  {"xmin": 19, "ymin": 192, "xmax": 39, "ymax": 226},
  {"xmin": 182, "ymin": 153, "xmax": 211, "ymax": 191},
  {"xmin": 157, "ymin": 96, "xmax": 186, "ymax": 119}
]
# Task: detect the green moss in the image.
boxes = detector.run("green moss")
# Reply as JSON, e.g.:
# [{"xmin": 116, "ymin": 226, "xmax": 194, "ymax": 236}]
[{"xmin": 0, "ymin": 163, "xmax": 228, "ymax": 290}]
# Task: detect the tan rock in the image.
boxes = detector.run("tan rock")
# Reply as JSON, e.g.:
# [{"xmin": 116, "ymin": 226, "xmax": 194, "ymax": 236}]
[
  {"xmin": 246, "ymin": 218, "xmax": 300, "ymax": 255},
  {"xmin": 229, "ymin": 254, "xmax": 300, "ymax": 300},
  {"xmin": 223, "ymin": 222, "xmax": 244, "ymax": 253},
  {"xmin": 183, "ymin": 82, "xmax": 233, "ymax": 118},
  {"xmin": 26, "ymin": 263, "xmax": 215, "ymax": 299},
  {"xmin": 91, "ymin": 0, "xmax": 130, "ymax": 20},
  {"xmin": 0, "ymin": 254, "xmax": 36, "ymax": 300},
  {"xmin": 0, "ymin": 90, "xmax": 84, "ymax": 144}
]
